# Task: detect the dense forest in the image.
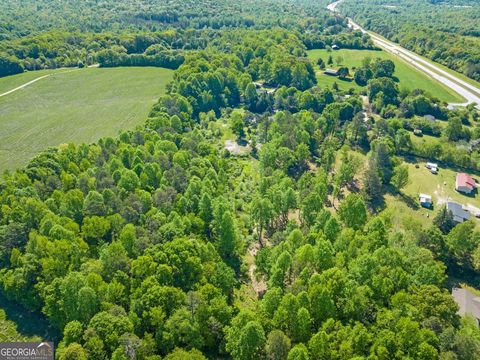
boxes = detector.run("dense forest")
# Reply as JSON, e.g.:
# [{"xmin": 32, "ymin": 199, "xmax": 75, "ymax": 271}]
[
  {"xmin": 0, "ymin": 0, "xmax": 375, "ymax": 77},
  {"xmin": 338, "ymin": 0, "xmax": 480, "ymax": 81},
  {"xmin": 2, "ymin": 0, "xmax": 480, "ymax": 359}
]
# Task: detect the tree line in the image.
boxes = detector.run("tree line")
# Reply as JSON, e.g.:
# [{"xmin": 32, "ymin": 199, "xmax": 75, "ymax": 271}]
[{"xmin": 0, "ymin": 0, "xmax": 375, "ymax": 78}]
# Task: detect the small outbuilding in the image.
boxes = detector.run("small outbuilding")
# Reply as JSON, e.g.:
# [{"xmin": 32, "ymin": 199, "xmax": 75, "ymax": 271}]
[
  {"xmin": 456, "ymin": 173, "xmax": 476, "ymax": 194},
  {"xmin": 452, "ymin": 287, "xmax": 480, "ymax": 326},
  {"xmin": 419, "ymin": 194, "xmax": 432, "ymax": 208},
  {"xmin": 446, "ymin": 201, "xmax": 471, "ymax": 223},
  {"xmin": 332, "ymin": 44, "xmax": 340, "ymax": 50},
  {"xmin": 324, "ymin": 69, "xmax": 339, "ymax": 76}
]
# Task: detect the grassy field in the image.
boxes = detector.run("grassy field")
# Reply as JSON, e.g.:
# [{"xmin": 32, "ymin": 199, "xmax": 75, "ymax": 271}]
[
  {"xmin": 369, "ymin": 31, "xmax": 480, "ymax": 92},
  {"xmin": 0, "ymin": 67, "xmax": 173, "ymax": 171},
  {"xmin": 307, "ymin": 49, "xmax": 465, "ymax": 103},
  {"xmin": 0, "ymin": 69, "xmax": 68, "ymax": 94}
]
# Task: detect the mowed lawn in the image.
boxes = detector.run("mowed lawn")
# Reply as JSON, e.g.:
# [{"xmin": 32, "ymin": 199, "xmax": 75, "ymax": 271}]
[
  {"xmin": 307, "ymin": 49, "xmax": 464, "ymax": 103},
  {"xmin": 404, "ymin": 161, "xmax": 480, "ymax": 210},
  {"xmin": 384, "ymin": 157, "xmax": 480, "ymax": 229},
  {"xmin": 0, "ymin": 67, "xmax": 173, "ymax": 171}
]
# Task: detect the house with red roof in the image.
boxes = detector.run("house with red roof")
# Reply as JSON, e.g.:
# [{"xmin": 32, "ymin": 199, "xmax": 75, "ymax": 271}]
[{"xmin": 456, "ymin": 173, "xmax": 476, "ymax": 194}]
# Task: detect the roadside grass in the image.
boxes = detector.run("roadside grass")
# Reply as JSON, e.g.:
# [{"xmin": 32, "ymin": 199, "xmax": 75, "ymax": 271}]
[
  {"xmin": 307, "ymin": 49, "xmax": 465, "ymax": 103},
  {"xmin": 0, "ymin": 67, "xmax": 173, "ymax": 171},
  {"xmin": 420, "ymin": 58, "xmax": 480, "ymax": 97},
  {"xmin": 368, "ymin": 31, "xmax": 480, "ymax": 92}
]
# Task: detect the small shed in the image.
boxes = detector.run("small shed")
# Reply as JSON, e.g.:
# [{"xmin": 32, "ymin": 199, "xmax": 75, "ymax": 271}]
[
  {"xmin": 413, "ymin": 128, "xmax": 423, "ymax": 136},
  {"xmin": 419, "ymin": 194, "xmax": 432, "ymax": 208},
  {"xmin": 332, "ymin": 44, "xmax": 340, "ymax": 50},
  {"xmin": 324, "ymin": 69, "xmax": 339, "ymax": 76}
]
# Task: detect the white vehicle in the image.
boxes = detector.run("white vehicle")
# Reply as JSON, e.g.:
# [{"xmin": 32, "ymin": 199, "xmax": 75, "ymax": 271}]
[{"xmin": 425, "ymin": 162, "xmax": 438, "ymax": 174}]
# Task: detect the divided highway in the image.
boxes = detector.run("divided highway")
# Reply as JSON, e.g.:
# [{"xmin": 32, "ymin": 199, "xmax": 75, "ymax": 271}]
[{"xmin": 327, "ymin": 0, "xmax": 480, "ymax": 109}]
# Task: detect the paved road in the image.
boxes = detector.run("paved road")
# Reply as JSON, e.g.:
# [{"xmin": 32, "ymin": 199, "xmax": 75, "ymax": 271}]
[{"xmin": 327, "ymin": 0, "xmax": 480, "ymax": 109}]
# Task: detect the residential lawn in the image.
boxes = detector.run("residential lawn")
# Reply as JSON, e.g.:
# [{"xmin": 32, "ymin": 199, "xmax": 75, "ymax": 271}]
[
  {"xmin": 315, "ymin": 72, "xmax": 361, "ymax": 92},
  {"xmin": 307, "ymin": 49, "xmax": 465, "ymax": 103},
  {"xmin": 345, "ymin": 143, "xmax": 480, "ymax": 229},
  {"xmin": 403, "ymin": 161, "xmax": 480, "ymax": 211},
  {"xmin": 409, "ymin": 132, "xmax": 441, "ymax": 147},
  {"xmin": 383, "ymin": 158, "xmax": 480, "ymax": 229},
  {"xmin": 0, "ymin": 67, "xmax": 173, "ymax": 171},
  {"xmin": 383, "ymin": 193, "xmax": 433, "ymax": 229}
]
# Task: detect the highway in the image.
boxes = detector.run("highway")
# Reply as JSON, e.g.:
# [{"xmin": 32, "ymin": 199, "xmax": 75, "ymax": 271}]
[{"xmin": 327, "ymin": 0, "xmax": 480, "ymax": 109}]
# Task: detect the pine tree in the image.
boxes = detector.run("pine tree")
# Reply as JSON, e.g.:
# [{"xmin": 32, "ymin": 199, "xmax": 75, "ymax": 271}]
[
  {"xmin": 217, "ymin": 211, "xmax": 237, "ymax": 259},
  {"xmin": 433, "ymin": 206, "xmax": 455, "ymax": 234},
  {"xmin": 363, "ymin": 156, "xmax": 383, "ymax": 206},
  {"xmin": 316, "ymin": 58, "xmax": 325, "ymax": 70},
  {"xmin": 374, "ymin": 142, "xmax": 393, "ymax": 184},
  {"xmin": 199, "ymin": 193, "xmax": 213, "ymax": 238}
]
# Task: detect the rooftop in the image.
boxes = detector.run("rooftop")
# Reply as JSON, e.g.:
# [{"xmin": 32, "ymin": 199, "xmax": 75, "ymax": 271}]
[
  {"xmin": 324, "ymin": 69, "xmax": 338, "ymax": 76},
  {"xmin": 419, "ymin": 194, "xmax": 432, "ymax": 202},
  {"xmin": 456, "ymin": 173, "xmax": 476, "ymax": 190},
  {"xmin": 452, "ymin": 288, "xmax": 480, "ymax": 324},
  {"xmin": 447, "ymin": 201, "xmax": 471, "ymax": 223}
]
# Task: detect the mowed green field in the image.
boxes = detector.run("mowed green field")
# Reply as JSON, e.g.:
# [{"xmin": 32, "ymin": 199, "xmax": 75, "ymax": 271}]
[
  {"xmin": 0, "ymin": 67, "xmax": 173, "ymax": 171},
  {"xmin": 307, "ymin": 49, "xmax": 465, "ymax": 103},
  {"xmin": 0, "ymin": 69, "xmax": 66, "ymax": 94}
]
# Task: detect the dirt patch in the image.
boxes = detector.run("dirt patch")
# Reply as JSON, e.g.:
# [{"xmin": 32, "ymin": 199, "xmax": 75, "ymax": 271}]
[
  {"xmin": 247, "ymin": 243, "xmax": 267, "ymax": 298},
  {"xmin": 434, "ymin": 182, "xmax": 451, "ymax": 206},
  {"xmin": 224, "ymin": 139, "xmax": 251, "ymax": 155}
]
